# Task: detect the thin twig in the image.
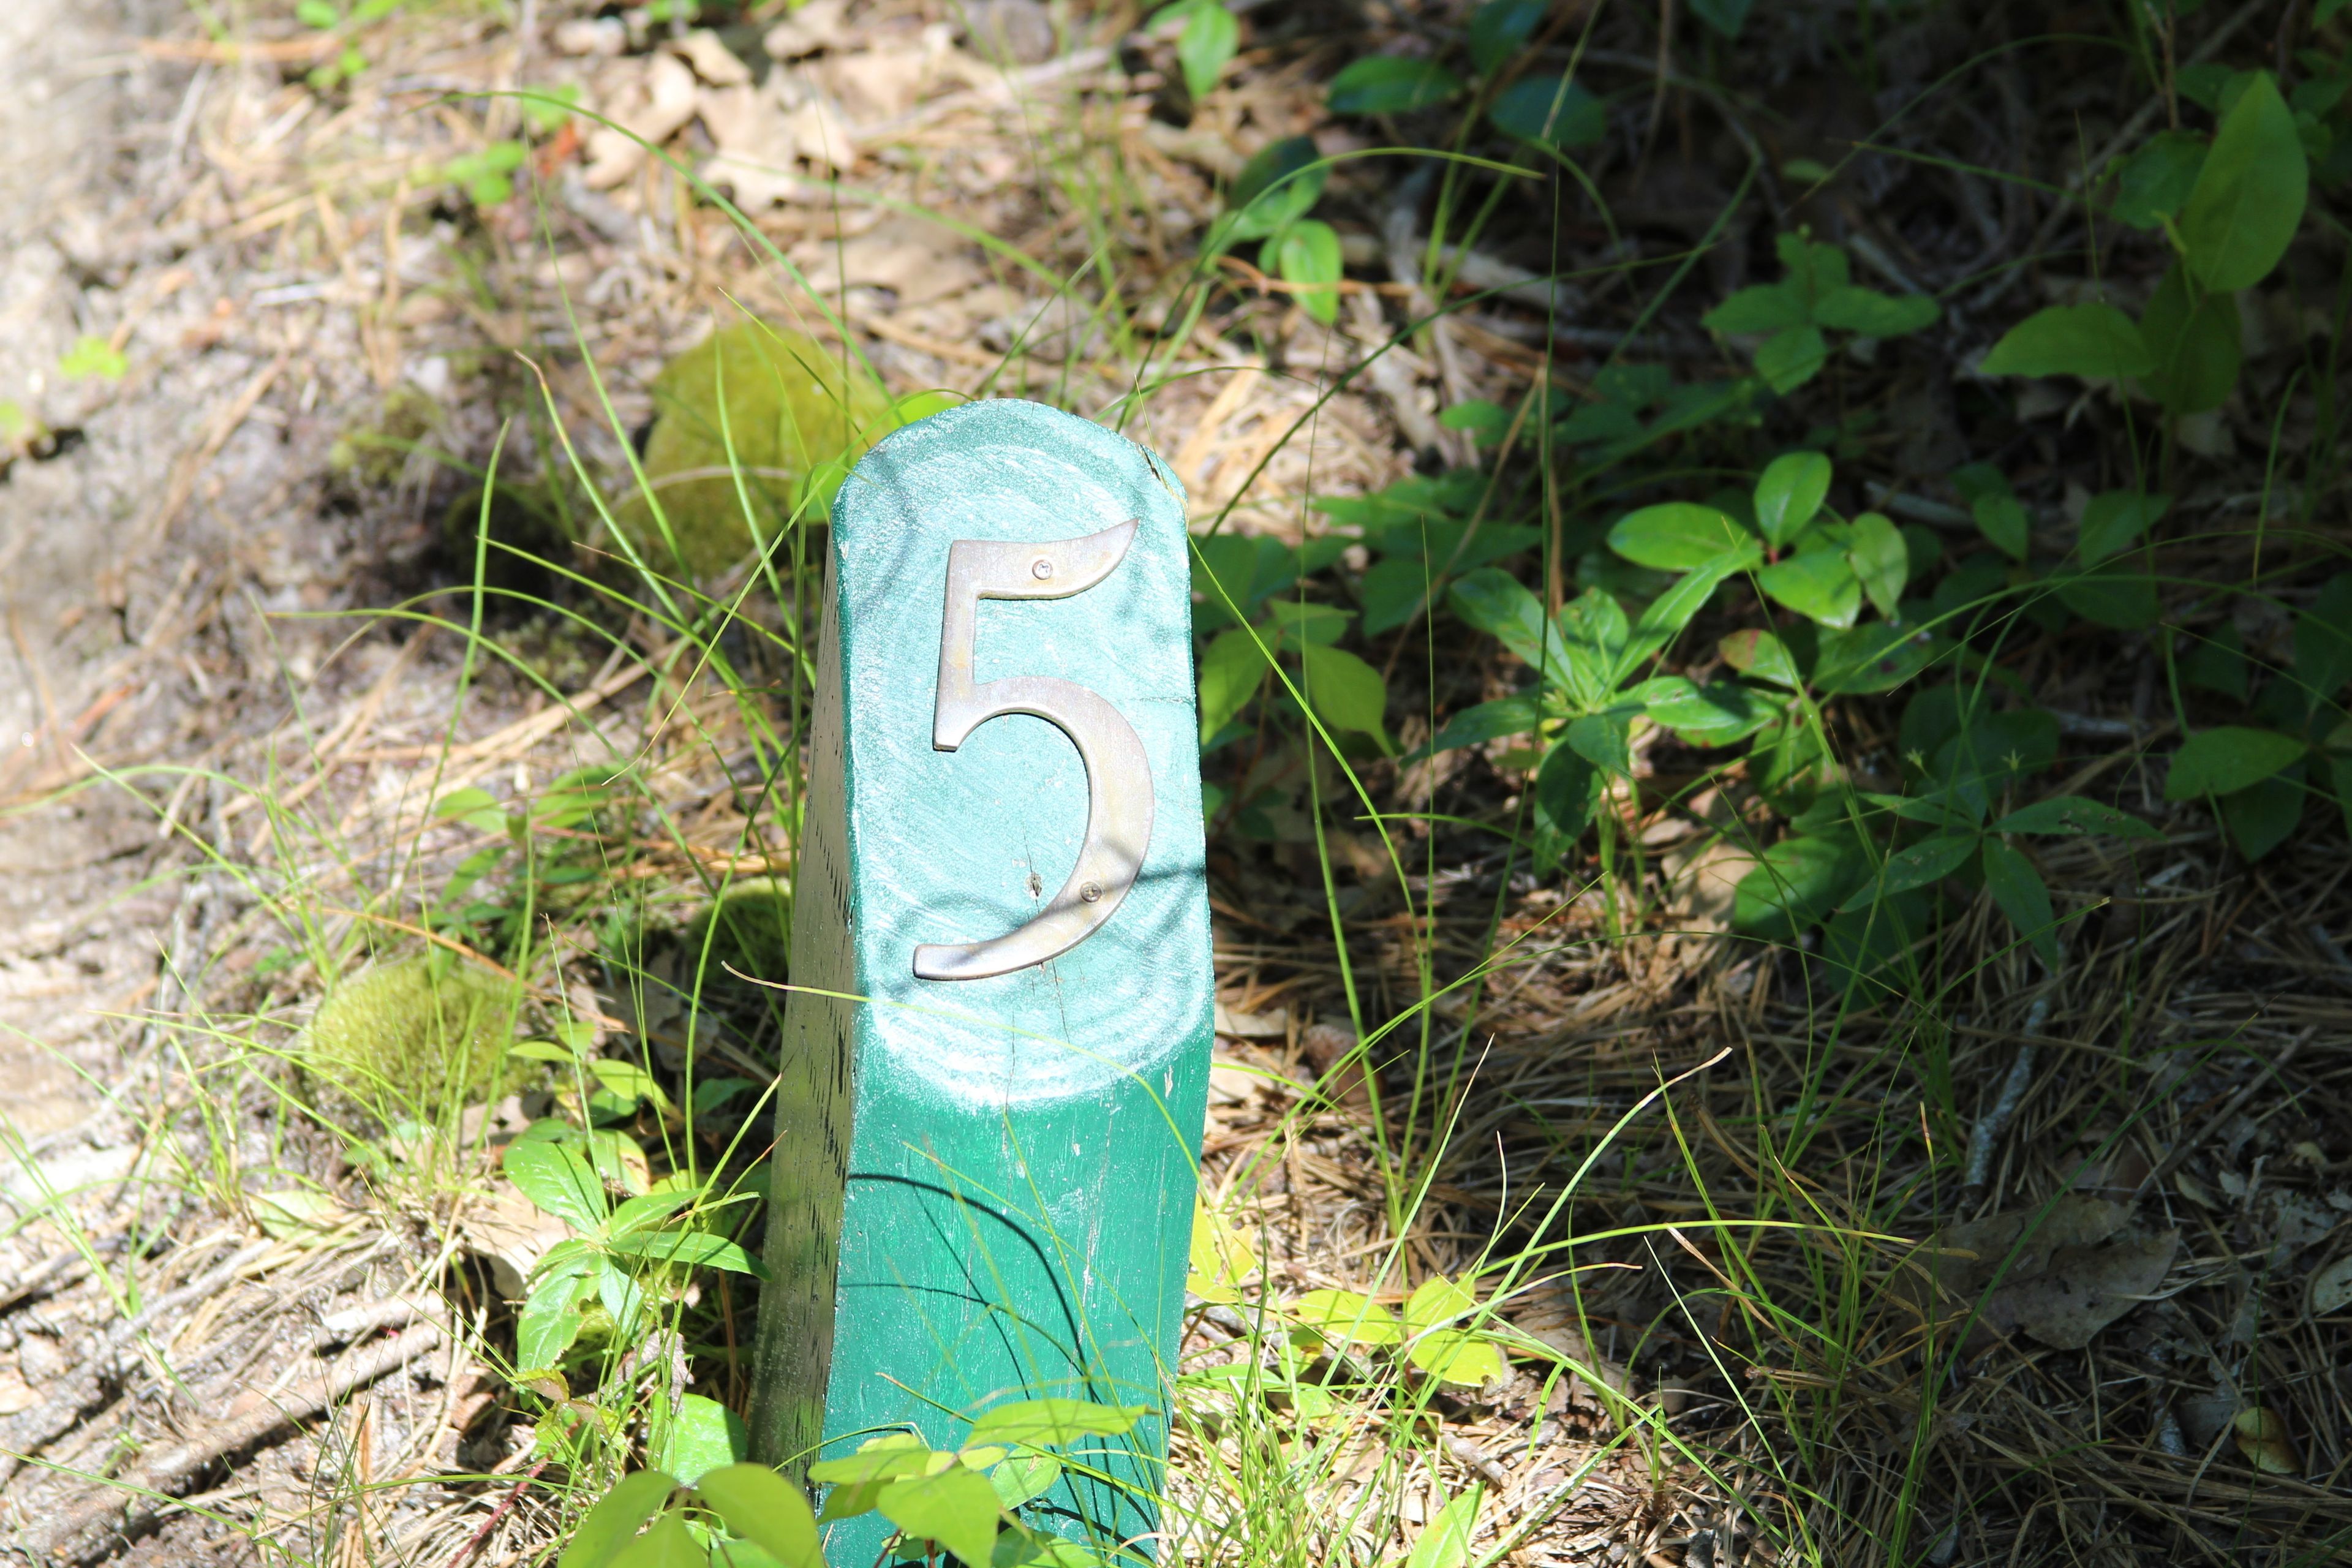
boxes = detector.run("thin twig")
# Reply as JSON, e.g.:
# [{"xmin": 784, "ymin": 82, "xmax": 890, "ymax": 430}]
[{"xmin": 1962, "ymin": 996, "xmax": 2050, "ymax": 1199}]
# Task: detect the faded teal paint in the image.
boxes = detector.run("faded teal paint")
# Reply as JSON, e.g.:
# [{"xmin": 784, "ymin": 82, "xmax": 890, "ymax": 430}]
[{"xmin": 747, "ymin": 400, "xmax": 1214, "ymax": 1562}]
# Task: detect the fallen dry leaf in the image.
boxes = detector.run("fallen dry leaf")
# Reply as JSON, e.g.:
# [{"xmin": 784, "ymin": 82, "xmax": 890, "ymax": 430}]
[
  {"xmin": 763, "ymin": 0, "xmax": 848, "ymax": 59},
  {"xmin": 1977, "ymin": 1228, "xmax": 2179, "ymax": 1349},
  {"xmin": 2233, "ymin": 1406, "xmax": 2301, "ymax": 1474},
  {"xmin": 822, "ymin": 32, "xmax": 950, "ymax": 123},
  {"xmin": 1917, "ymin": 1194, "xmax": 2180, "ymax": 1349},
  {"xmin": 583, "ymin": 53, "xmax": 701, "ymax": 190},
  {"xmin": 793, "ymin": 213, "xmax": 973, "ymax": 300},
  {"xmin": 669, "ymin": 29, "xmax": 751, "ymax": 87},
  {"xmin": 700, "ymin": 73, "xmax": 858, "ymax": 206},
  {"xmin": 2310, "ymin": 1252, "xmax": 2352, "ymax": 1316},
  {"xmin": 461, "ymin": 1181, "xmax": 574, "ymax": 1300}
]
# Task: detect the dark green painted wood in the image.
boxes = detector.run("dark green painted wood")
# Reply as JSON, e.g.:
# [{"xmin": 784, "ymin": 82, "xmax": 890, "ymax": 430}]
[{"xmin": 748, "ymin": 400, "xmax": 1213, "ymax": 1562}]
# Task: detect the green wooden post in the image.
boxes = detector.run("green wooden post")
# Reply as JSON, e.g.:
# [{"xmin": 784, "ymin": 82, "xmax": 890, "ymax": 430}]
[{"xmin": 748, "ymin": 399, "xmax": 1213, "ymax": 1561}]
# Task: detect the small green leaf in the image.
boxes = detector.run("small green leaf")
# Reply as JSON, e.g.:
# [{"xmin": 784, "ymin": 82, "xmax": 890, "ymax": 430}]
[
  {"xmin": 58, "ymin": 334, "xmax": 127, "ymax": 382},
  {"xmin": 1993, "ymin": 796, "xmax": 2162, "ymax": 839},
  {"xmin": 695, "ymin": 1465, "xmax": 822, "ymax": 1567},
  {"xmin": 1197, "ymin": 626, "xmax": 1270, "ymax": 741},
  {"xmin": 589, "ymin": 1057, "xmax": 672, "ymax": 1112},
  {"xmin": 1813, "ymin": 285, "xmax": 1940, "ymax": 337},
  {"xmin": 1645, "ymin": 680, "xmax": 1773, "ymax": 746},
  {"xmin": 808, "ymin": 1437, "xmax": 938, "ymax": 1488},
  {"xmin": 2292, "ymin": 573, "xmax": 2352, "ymax": 709},
  {"xmin": 1173, "ymin": 0, "xmax": 1238, "ymax": 102},
  {"xmin": 1845, "ymin": 511, "xmax": 1907, "ymax": 621},
  {"xmin": 965, "ymin": 1399, "xmax": 1150, "ymax": 1450},
  {"xmin": 2111, "ymin": 129, "xmax": 2208, "ymax": 228},
  {"xmin": 516, "ymin": 1266, "xmax": 595, "ymax": 1368},
  {"xmin": 1448, "ymin": 568, "xmax": 1558, "ymax": 676},
  {"xmin": 1438, "ymin": 398, "xmax": 1512, "ymax": 443},
  {"xmin": 1734, "ymin": 834, "xmax": 1866, "ymax": 937},
  {"xmin": 609, "ymin": 1511, "xmax": 699, "ymax": 1568},
  {"xmin": 987, "ymin": 1451, "xmax": 1061, "ymax": 1510},
  {"xmin": 1814, "ymin": 621, "xmax": 1939, "ymax": 695},
  {"xmin": 1426, "ymin": 695, "xmax": 1542, "ymax": 753},
  {"xmin": 1703, "ymin": 284, "xmax": 1808, "ymax": 335},
  {"xmin": 1980, "ymin": 303, "xmax": 2154, "ymax": 380},
  {"xmin": 2054, "ymin": 564, "xmax": 2159, "ymax": 630},
  {"xmin": 1718, "ymin": 628, "xmax": 1802, "ymax": 688},
  {"xmin": 2219, "ymin": 763, "xmax": 2306, "ymax": 859},
  {"xmin": 2076, "ymin": 490, "xmax": 2168, "ymax": 564},
  {"xmin": 650, "ymin": 1395, "xmax": 746, "ymax": 1488},
  {"xmin": 503, "ymin": 1140, "xmax": 606, "ymax": 1233},
  {"xmin": 1608, "ymin": 502, "xmax": 1754, "ymax": 570},
  {"xmin": 1285, "ymin": 1289, "xmax": 1401, "ymax": 1346},
  {"xmin": 1757, "ymin": 548, "xmax": 1862, "ymax": 629},
  {"xmin": 1404, "ymin": 1276, "xmax": 1478, "ymax": 1333},
  {"xmin": 1224, "ymin": 136, "xmax": 1325, "ymax": 243},
  {"xmin": 559, "ymin": 1471, "xmax": 678, "ymax": 1568},
  {"xmin": 1981, "ymin": 837, "xmax": 2060, "ymax": 968},
  {"xmin": 1300, "ymin": 642, "xmax": 1389, "ymax": 742},
  {"xmin": 1754, "ymin": 325, "xmax": 1828, "ymax": 393},
  {"xmin": 1406, "ymin": 1490, "xmax": 1483, "ymax": 1568},
  {"xmin": 1687, "ymin": 0, "xmax": 1752, "ymax": 35},
  {"xmin": 1409, "ymin": 1328, "xmax": 1507, "ymax": 1387},
  {"xmin": 1469, "ymin": 0, "xmax": 1547, "ymax": 74},
  {"xmin": 1488, "ymin": 74, "xmax": 1605, "ymax": 148},
  {"xmin": 1566, "ymin": 712, "xmax": 1632, "ymax": 777},
  {"xmin": 1841, "ymin": 831, "xmax": 1979, "ymax": 907},
  {"xmin": 604, "ymin": 1229, "xmax": 766, "ymax": 1276},
  {"xmin": 1327, "ymin": 56, "xmax": 1463, "ymax": 115},
  {"xmin": 434, "ymin": 785, "xmax": 508, "ymax": 833},
  {"xmin": 1533, "ymin": 739, "xmax": 1601, "ymax": 840},
  {"xmin": 296, "ymin": 0, "xmax": 340, "ymax": 25},
  {"xmin": 1973, "ymin": 493, "xmax": 2030, "ymax": 562},
  {"xmin": 2138, "ymin": 263, "xmax": 2242, "ymax": 415},
  {"xmin": 1275, "ymin": 219, "xmax": 1343, "ymax": 324},
  {"xmin": 2165, "ymin": 727, "xmax": 2307, "ymax": 799},
  {"xmin": 1753, "ymin": 451, "xmax": 1832, "ymax": 548},
  {"xmin": 2180, "ymin": 70, "xmax": 2309, "ymax": 292},
  {"xmin": 875, "ymin": 1466, "xmax": 1001, "ymax": 1568}
]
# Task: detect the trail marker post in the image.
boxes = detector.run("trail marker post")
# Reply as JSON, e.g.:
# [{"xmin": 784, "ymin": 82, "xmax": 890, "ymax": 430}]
[{"xmin": 747, "ymin": 400, "xmax": 1214, "ymax": 1560}]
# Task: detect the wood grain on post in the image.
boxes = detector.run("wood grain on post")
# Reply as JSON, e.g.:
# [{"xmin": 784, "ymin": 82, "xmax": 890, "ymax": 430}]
[{"xmin": 748, "ymin": 399, "xmax": 1214, "ymax": 1560}]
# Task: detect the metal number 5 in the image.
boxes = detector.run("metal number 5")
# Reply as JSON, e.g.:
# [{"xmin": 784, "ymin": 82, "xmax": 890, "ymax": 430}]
[{"xmin": 913, "ymin": 519, "xmax": 1156, "ymax": 981}]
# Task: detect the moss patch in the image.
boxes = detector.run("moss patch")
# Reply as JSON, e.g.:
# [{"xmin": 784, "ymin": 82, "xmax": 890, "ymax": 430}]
[
  {"xmin": 619, "ymin": 324, "xmax": 892, "ymax": 578},
  {"xmin": 303, "ymin": 956, "xmax": 524, "ymax": 1123}
]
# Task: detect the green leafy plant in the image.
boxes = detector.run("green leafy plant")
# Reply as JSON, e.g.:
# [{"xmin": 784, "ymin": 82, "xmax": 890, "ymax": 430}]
[
  {"xmin": 1327, "ymin": 56, "xmax": 1464, "ymax": 116},
  {"xmin": 1701, "ymin": 232, "xmax": 1942, "ymax": 393},
  {"xmin": 58, "ymin": 334, "xmax": 126, "ymax": 382},
  {"xmin": 1985, "ymin": 70, "xmax": 2310, "ymax": 417},
  {"xmin": 1150, "ymin": 0, "xmax": 1238, "ymax": 105},
  {"xmin": 806, "ymin": 1399, "xmax": 1148, "ymax": 1567},
  {"xmin": 1773, "ymin": 688, "xmax": 2162, "ymax": 974},
  {"xmin": 1194, "ymin": 532, "xmax": 1390, "ymax": 758},
  {"xmin": 296, "ymin": 0, "xmax": 399, "ymax": 91},
  {"xmin": 1210, "ymin": 136, "xmax": 1343, "ymax": 323},
  {"xmin": 2174, "ymin": 573, "xmax": 2352, "ymax": 859},
  {"xmin": 502, "ymin": 1118, "xmax": 764, "ymax": 1381},
  {"xmin": 560, "ymin": 1463, "xmax": 821, "ymax": 1568},
  {"xmin": 1311, "ymin": 470, "xmax": 1541, "ymax": 636},
  {"xmin": 445, "ymin": 140, "xmax": 529, "ymax": 206}
]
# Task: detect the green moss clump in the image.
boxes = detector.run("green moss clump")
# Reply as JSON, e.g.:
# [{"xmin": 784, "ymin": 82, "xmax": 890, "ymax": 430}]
[
  {"xmin": 683, "ymin": 878, "xmax": 794, "ymax": 993},
  {"xmin": 303, "ymin": 956, "xmax": 524, "ymax": 1123},
  {"xmin": 328, "ymin": 385, "xmax": 443, "ymax": 492},
  {"xmin": 620, "ymin": 325, "xmax": 893, "ymax": 578}
]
